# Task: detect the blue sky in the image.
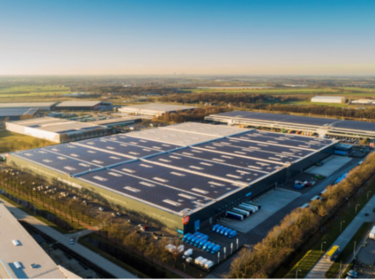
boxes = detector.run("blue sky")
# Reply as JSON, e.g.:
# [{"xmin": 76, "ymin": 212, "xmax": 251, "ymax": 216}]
[{"xmin": 0, "ymin": 0, "xmax": 374, "ymax": 75}]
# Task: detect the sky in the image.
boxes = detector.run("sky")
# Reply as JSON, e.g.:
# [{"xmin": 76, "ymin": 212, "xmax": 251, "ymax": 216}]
[{"xmin": 0, "ymin": 0, "xmax": 374, "ymax": 76}]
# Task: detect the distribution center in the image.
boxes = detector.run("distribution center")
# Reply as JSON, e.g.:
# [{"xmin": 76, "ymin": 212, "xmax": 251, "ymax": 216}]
[{"xmin": 7, "ymin": 122, "xmax": 336, "ymax": 234}]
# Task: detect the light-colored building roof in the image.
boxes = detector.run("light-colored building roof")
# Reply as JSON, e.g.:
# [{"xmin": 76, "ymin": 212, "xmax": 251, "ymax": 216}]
[
  {"xmin": 9, "ymin": 117, "xmax": 105, "ymax": 133},
  {"xmin": 162, "ymin": 122, "xmax": 247, "ymax": 137},
  {"xmin": 127, "ymin": 122, "xmax": 248, "ymax": 146},
  {"xmin": 120, "ymin": 103, "xmax": 196, "ymax": 113},
  {"xmin": 55, "ymin": 101, "xmax": 102, "ymax": 107},
  {"xmin": 311, "ymin": 96, "xmax": 345, "ymax": 101},
  {"xmin": 0, "ymin": 204, "xmax": 77, "ymax": 279},
  {"xmin": 91, "ymin": 116, "xmax": 140, "ymax": 126},
  {"xmin": 351, "ymin": 99, "xmax": 375, "ymax": 104}
]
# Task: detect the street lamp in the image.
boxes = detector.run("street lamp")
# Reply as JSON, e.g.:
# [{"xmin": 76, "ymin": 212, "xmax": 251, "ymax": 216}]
[
  {"xmin": 340, "ymin": 220, "xmax": 346, "ymax": 232},
  {"xmin": 321, "ymin": 241, "xmax": 326, "ymax": 252},
  {"xmin": 296, "ymin": 269, "xmax": 302, "ymax": 279},
  {"xmin": 367, "ymin": 191, "xmax": 372, "ymax": 200},
  {"xmin": 355, "ymin": 204, "xmax": 360, "ymax": 214}
]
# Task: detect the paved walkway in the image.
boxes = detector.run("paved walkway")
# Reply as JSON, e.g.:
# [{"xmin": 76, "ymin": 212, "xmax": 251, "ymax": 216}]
[
  {"xmin": 0, "ymin": 198, "xmax": 137, "ymax": 279},
  {"xmin": 305, "ymin": 195, "xmax": 375, "ymax": 279}
]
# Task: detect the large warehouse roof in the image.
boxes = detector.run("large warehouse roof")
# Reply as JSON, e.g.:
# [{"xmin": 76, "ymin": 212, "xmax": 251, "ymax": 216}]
[
  {"xmin": 119, "ymin": 103, "xmax": 197, "ymax": 116},
  {"xmin": 55, "ymin": 101, "xmax": 102, "ymax": 108},
  {"xmin": 0, "ymin": 204, "xmax": 76, "ymax": 279},
  {"xmin": 205, "ymin": 111, "xmax": 375, "ymax": 138},
  {"xmin": 8, "ymin": 117, "xmax": 105, "ymax": 133},
  {"xmin": 11, "ymin": 122, "xmax": 336, "ymax": 216},
  {"xmin": 0, "ymin": 108, "xmax": 39, "ymax": 118}
]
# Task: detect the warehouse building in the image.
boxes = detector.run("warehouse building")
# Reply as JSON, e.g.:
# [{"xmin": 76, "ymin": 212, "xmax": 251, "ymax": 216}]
[
  {"xmin": 351, "ymin": 99, "xmax": 375, "ymax": 105},
  {"xmin": 0, "ymin": 108, "xmax": 40, "ymax": 121},
  {"xmin": 118, "ymin": 103, "xmax": 197, "ymax": 117},
  {"xmin": 311, "ymin": 96, "xmax": 346, "ymax": 104},
  {"xmin": 205, "ymin": 111, "xmax": 375, "ymax": 140},
  {"xmin": 6, "ymin": 117, "xmax": 110, "ymax": 143},
  {"xmin": 54, "ymin": 101, "xmax": 113, "ymax": 111},
  {"xmin": 0, "ymin": 102, "xmax": 57, "ymax": 111},
  {"xmin": 7, "ymin": 122, "xmax": 336, "ymax": 234},
  {"xmin": 0, "ymin": 204, "xmax": 78, "ymax": 279}
]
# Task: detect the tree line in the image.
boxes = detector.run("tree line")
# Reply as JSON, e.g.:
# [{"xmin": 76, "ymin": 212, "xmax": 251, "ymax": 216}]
[
  {"xmin": 228, "ymin": 152, "xmax": 375, "ymax": 278},
  {"xmin": 159, "ymin": 92, "xmax": 292, "ymax": 105}
]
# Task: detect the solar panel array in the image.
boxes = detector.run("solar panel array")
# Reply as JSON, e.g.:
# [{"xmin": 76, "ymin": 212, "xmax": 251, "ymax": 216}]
[
  {"xmin": 0, "ymin": 108, "xmax": 39, "ymax": 118},
  {"xmin": 11, "ymin": 123, "xmax": 335, "ymax": 215}
]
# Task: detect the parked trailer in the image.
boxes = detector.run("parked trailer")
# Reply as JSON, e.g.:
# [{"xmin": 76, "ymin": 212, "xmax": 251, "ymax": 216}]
[
  {"xmin": 310, "ymin": 195, "xmax": 320, "ymax": 202},
  {"xmin": 232, "ymin": 207, "xmax": 250, "ymax": 217},
  {"xmin": 241, "ymin": 203, "xmax": 258, "ymax": 212},
  {"xmin": 238, "ymin": 204, "xmax": 255, "ymax": 213},
  {"xmin": 248, "ymin": 201, "xmax": 261, "ymax": 209},
  {"xmin": 231, "ymin": 209, "xmax": 248, "ymax": 218},
  {"xmin": 226, "ymin": 211, "xmax": 244, "ymax": 221}
]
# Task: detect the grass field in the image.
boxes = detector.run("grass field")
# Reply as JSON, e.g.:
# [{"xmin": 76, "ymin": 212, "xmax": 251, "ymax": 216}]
[
  {"xmin": 183, "ymin": 87, "xmax": 338, "ymax": 95},
  {"xmin": 0, "ymin": 130, "xmax": 54, "ymax": 153},
  {"xmin": 0, "ymin": 85, "xmax": 71, "ymax": 99}
]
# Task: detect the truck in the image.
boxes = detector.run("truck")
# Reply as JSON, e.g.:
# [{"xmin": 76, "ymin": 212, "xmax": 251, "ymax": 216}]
[
  {"xmin": 326, "ymin": 245, "xmax": 340, "ymax": 261},
  {"xmin": 369, "ymin": 226, "xmax": 375, "ymax": 240},
  {"xmin": 228, "ymin": 230, "xmax": 237, "ymax": 238},
  {"xmin": 220, "ymin": 227, "xmax": 228, "ymax": 235},
  {"xmin": 247, "ymin": 201, "xmax": 261, "ymax": 210},
  {"xmin": 206, "ymin": 243, "xmax": 216, "ymax": 251},
  {"xmin": 216, "ymin": 225, "xmax": 225, "ymax": 233},
  {"xmin": 211, "ymin": 245, "xmax": 221, "ymax": 254},
  {"xmin": 182, "ymin": 233, "xmax": 192, "ymax": 242},
  {"xmin": 223, "ymin": 228, "xmax": 233, "ymax": 236},
  {"xmin": 212, "ymin": 224, "xmax": 220, "ymax": 232},
  {"xmin": 202, "ymin": 241, "xmax": 212, "ymax": 250}
]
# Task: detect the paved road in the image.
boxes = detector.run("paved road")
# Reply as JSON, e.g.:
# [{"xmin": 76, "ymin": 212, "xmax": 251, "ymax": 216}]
[
  {"xmin": 0, "ymin": 198, "xmax": 137, "ymax": 279},
  {"xmin": 305, "ymin": 194, "xmax": 375, "ymax": 279},
  {"xmin": 208, "ymin": 157, "xmax": 362, "ymax": 278}
]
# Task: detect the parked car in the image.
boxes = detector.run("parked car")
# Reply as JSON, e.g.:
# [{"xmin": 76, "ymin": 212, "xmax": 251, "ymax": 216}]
[
  {"xmin": 98, "ymin": 207, "xmax": 104, "ymax": 211},
  {"xmin": 315, "ymin": 174, "xmax": 325, "ymax": 179},
  {"xmin": 70, "ymin": 239, "xmax": 74, "ymax": 245},
  {"xmin": 315, "ymin": 161, "xmax": 324, "ymax": 166}
]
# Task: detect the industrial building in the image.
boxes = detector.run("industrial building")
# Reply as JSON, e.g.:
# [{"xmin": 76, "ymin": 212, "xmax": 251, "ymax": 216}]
[
  {"xmin": 0, "ymin": 108, "xmax": 40, "ymax": 121},
  {"xmin": 54, "ymin": 101, "xmax": 113, "ymax": 111},
  {"xmin": 0, "ymin": 102, "xmax": 57, "ymax": 111},
  {"xmin": 6, "ymin": 117, "xmax": 111, "ymax": 143},
  {"xmin": 7, "ymin": 122, "xmax": 336, "ymax": 234},
  {"xmin": 118, "ymin": 103, "xmax": 197, "ymax": 117},
  {"xmin": 351, "ymin": 99, "xmax": 375, "ymax": 105},
  {"xmin": 0, "ymin": 204, "xmax": 78, "ymax": 279},
  {"xmin": 91, "ymin": 116, "xmax": 141, "ymax": 128},
  {"xmin": 205, "ymin": 111, "xmax": 375, "ymax": 139},
  {"xmin": 311, "ymin": 96, "xmax": 346, "ymax": 104}
]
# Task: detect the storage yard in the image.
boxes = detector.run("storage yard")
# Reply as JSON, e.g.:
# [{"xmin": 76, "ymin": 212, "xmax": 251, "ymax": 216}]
[
  {"xmin": 205, "ymin": 111, "xmax": 375, "ymax": 139},
  {"xmin": 6, "ymin": 122, "xmax": 336, "ymax": 234}
]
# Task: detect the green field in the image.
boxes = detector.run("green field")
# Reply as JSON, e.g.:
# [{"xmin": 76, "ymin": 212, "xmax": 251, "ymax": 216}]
[
  {"xmin": 0, "ymin": 130, "xmax": 54, "ymax": 153},
  {"xmin": 0, "ymin": 85, "xmax": 71, "ymax": 99},
  {"xmin": 183, "ymin": 87, "xmax": 337, "ymax": 95}
]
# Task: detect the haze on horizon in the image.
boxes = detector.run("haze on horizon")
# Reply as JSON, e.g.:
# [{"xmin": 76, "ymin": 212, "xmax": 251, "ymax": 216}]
[{"xmin": 1, "ymin": 0, "xmax": 374, "ymax": 76}]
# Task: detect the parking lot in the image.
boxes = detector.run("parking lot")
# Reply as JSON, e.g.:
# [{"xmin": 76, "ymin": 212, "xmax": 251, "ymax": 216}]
[{"xmin": 306, "ymin": 155, "xmax": 352, "ymax": 177}]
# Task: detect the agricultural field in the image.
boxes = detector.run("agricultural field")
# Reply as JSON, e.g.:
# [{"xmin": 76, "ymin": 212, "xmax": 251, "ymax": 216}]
[
  {"xmin": 0, "ymin": 130, "xmax": 54, "ymax": 154},
  {"xmin": 182, "ymin": 87, "xmax": 338, "ymax": 95},
  {"xmin": 0, "ymin": 85, "xmax": 71, "ymax": 100}
]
